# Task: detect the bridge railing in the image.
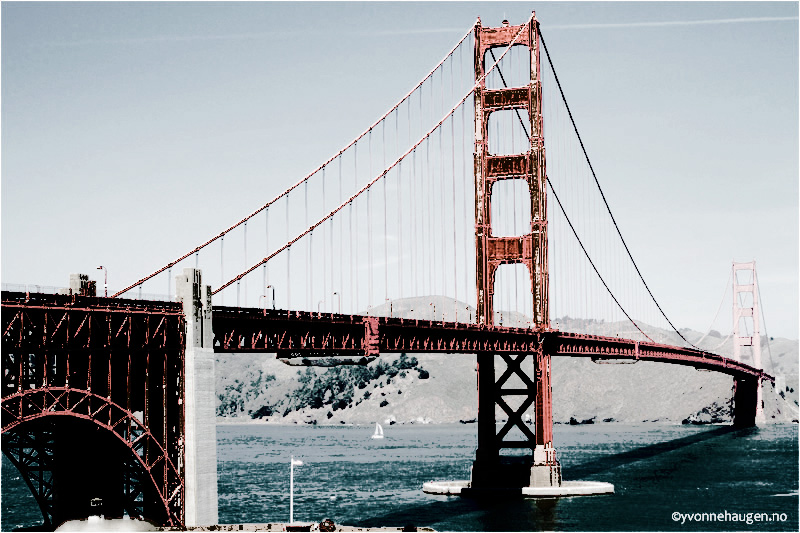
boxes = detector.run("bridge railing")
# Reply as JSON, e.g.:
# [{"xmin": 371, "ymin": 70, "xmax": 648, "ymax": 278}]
[
  {"xmin": 1, "ymin": 283, "xmax": 66, "ymax": 295},
  {"xmin": 2, "ymin": 283, "xmax": 177, "ymax": 303}
]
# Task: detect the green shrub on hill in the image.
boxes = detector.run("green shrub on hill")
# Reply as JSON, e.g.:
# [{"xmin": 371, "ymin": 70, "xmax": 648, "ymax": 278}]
[{"xmin": 217, "ymin": 353, "xmax": 428, "ymax": 419}]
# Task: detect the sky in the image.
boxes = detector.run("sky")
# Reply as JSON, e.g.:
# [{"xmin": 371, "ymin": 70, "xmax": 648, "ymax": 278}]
[{"xmin": 2, "ymin": 2, "xmax": 798, "ymax": 338}]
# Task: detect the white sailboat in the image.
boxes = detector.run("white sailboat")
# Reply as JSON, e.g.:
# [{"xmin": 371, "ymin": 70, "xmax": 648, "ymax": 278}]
[{"xmin": 371, "ymin": 422, "xmax": 385, "ymax": 439}]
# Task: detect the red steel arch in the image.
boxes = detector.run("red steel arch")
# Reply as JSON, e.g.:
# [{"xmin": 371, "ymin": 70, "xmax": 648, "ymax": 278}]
[
  {"xmin": 2, "ymin": 388, "xmax": 182, "ymax": 526},
  {"xmin": 1, "ymin": 291, "xmax": 186, "ymax": 528}
]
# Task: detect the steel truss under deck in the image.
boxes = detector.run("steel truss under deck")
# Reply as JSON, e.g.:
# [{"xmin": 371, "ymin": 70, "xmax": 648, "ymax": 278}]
[{"xmin": 1, "ymin": 291, "xmax": 186, "ymax": 528}]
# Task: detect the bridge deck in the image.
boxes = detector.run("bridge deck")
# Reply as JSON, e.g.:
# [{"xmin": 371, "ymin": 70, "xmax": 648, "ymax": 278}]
[{"xmin": 211, "ymin": 307, "xmax": 772, "ymax": 382}]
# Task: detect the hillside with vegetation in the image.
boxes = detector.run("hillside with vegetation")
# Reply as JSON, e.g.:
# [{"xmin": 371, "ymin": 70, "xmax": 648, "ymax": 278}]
[{"xmin": 216, "ymin": 296, "xmax": 799, "ymax": 426}]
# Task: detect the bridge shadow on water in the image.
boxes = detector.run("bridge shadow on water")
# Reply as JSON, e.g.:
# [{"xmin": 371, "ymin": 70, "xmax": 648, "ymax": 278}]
[
  {"xmin": 355, "ymin": 425, "xmax": 747, "ymax": 531},
  {"xmin": 356, "ymin": 497, "xmax": 562, "ymax": 532},
  {"xmin": 563, "ymin": 424, "xmax": 742, "ymax": 479}
]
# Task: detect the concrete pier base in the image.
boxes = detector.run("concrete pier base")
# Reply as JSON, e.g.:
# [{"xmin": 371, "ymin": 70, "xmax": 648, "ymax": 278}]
[
  {"xmin": 471, "ymin": 454, "xmax": 562, "ymax": 489},
  {"xmin": 423, "ymin": 479, "xmax": 614, "ymax": 498},
  {"xmin": 433, "ymin": 443, "xmax": 611, "ymax": 499},
  {"xmin": 529, "ymin": 463, "xmax": 562, "ymax": 488}
]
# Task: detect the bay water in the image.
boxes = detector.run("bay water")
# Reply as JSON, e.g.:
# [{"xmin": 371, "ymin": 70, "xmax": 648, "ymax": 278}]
[{"xmin": 2, "ymin": 423, "xmax": 797, "ymax": 531}]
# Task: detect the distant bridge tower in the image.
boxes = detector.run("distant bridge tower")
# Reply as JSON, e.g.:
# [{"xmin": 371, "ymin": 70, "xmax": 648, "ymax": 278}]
[
  {"xmin": 472, "ymin": 13, "xmax": 561, "ymax": 488},
  {"xmin": 732, "ymin": 261, "xmax": 762, "ymax": 369},
  {"xmin": 732, "ymin": 261, "xmax": 765, "ymax": 425}
]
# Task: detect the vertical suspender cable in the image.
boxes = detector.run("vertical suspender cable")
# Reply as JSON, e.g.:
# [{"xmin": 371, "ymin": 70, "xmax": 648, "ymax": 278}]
[
  {"xmin": 338, "ymin": 157, "xmax": 343, "ymax": 311},
  {"xmin": 430, "ymin": 77, "xmax": 436, "ymax": 297},
  {"xmin": 398, "ymin": 160, "xmax": 404, "ymax": 299},
  {"xmin": 581, "ymin": 140, "xmax": 587, "ymax": 320},
  {"xmin": 451, "ymin": 60, "xmax": 458, "ymax": 312},
  {"xmin": 243, "ymin": 221, "xmax": 247, "ymax": 307},
  {"xmin": 512, "ymin": 106, "xmax": 519, "ymax": 318},
  {"xmin": 322, "ymin": 167, "xmax": 327, "ymax": 310},
  {"xmin": 462, "ymin": 96, "xmax": 469, "ymax": 313},
  {"xmin": 440, "ymin": 126, "xmax": 446, "ymax": 300},
  {"xmin": 754, "ymin": 270, "xmax": 775, "ymax": 372},
  {"xmin": 286, "ymin": 194, "xmax": 291, "ymax": 310},
  {"xmin": 353, "ymin": 143, "xmax": 358, "ymax": 312},
  {"xmin": 286, "ymin": 193, "xmax": 290, "ymax": 309},
  {"xmin": 409, "ymin": 101, "xmax": 415, "ymax": 298},
  {"xmin": 383, "ymin": 121, "xmax": 388, "ymax": 304},
  {"xmin": 368, "ymin": 186, "xmax": 373, "ymax": 312},
  {"xmin": 305, "ymin": 180, "xmax": 310, "ymax": 311},
  {"xmin": 349, "ymin": 200, "xmax": 354, "ymax": 313},
  {"xmin": 368, "ymin": 129, "xmax": 373, "ymax": 312},
  {"xmin": 418, "ymin": 89, "xmax": 423, "ymax": 296},
  {"xmin": 397, "ymin": 109, "xmax": 404, "ymax": 300},
  {"xmin": 412, "ymin": 148, "xmax": 418, "ymax": 296},
  {"xmin": 287, "ymin": 245, "xmax": 291, "ymax": 310},
  {"xmin": 268, "ymin": 207, "xmax": 269, "ymax": 296},
  {"xmin": 440, "ymin": 67, "xmax": 447, "ymax": 301},
  {"xmin": 427, "ymin": 134, "xmax": 433, "ymax": 296}
]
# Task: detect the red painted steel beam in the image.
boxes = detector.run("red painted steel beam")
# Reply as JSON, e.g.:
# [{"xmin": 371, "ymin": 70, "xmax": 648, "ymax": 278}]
[
  {"xmin": 210, "ymin": 308, "xmax": 773, "ymax": 382},
  {"xmin": 549, "ymin": 331, "xmax": 774, "ymax": 381},
  {"xmin": 1, "ymin": 291, "xmax": 186, "ymax": 527},
  {"xmin": 2, "ymin": 388, "xmax": 183, "ymax": 521}
]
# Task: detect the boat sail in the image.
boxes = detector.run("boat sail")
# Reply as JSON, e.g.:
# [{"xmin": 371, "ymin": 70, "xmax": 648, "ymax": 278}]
[{"xmin": 371, "ymin": 422, "xmax": 385, "ymax": 439}]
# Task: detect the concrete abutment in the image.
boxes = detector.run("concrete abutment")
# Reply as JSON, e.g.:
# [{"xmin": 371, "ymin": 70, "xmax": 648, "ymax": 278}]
[{"xmin": 176, "ymin": 268, "xmax": 219, "ymax": 527}]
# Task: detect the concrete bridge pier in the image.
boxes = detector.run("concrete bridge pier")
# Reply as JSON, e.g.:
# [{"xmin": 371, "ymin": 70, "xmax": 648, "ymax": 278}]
[
  {"xmin": 176, "ymin": 269, "xmax": 218, "ymax": 526},
  {"xmin": 471, "ymin": 350, "xmax": 562, "ymax": 490},
  {"xmin": 733, "ymin": 375, "xmax": 762, "ymax": 428},
  {"xmin": 425, "ymin": 347, "xmax": 610, "ymax": 498}
]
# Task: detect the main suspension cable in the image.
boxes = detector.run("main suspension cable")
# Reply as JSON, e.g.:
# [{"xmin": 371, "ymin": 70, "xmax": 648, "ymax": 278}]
[
  {"xmin": 488, "ymin": 46, "xmax": 652, "ymax": 342},
  {"xmin": 112, "ymin": 22, "xmax": 478, "ymax": 299},
  {"xmin": 213, "ymin": 16, "xmax": 534, "ymax": 295},
  {"xmin": 536, "ymin": 23, "xmax": 696, "ymax": 349}
]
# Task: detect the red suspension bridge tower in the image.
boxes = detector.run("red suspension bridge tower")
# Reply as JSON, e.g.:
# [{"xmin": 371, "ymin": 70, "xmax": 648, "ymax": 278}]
[{"xmin": 472, "ymin": 14, "xmax": 560, "ymax": 489}]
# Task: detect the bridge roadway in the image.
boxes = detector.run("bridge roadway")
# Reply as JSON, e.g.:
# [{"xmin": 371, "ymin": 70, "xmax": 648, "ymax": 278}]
[{"xmin": 212, "ymin": 306, "xmax": 773, "ymax": 382}]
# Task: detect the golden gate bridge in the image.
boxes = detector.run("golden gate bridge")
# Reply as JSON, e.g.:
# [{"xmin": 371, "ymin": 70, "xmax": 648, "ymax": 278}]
[{"xmin": 2, "ymin": 12, "xmax": 774, "ymax": 530}]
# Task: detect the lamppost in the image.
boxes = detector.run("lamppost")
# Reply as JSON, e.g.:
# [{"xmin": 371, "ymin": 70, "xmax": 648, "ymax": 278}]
[
  {"xmin": 96, "ymin": 266, "xmax": 107, "ymax": 297},
  {"xmin": 265, "ymin": 285, "xmax": 275, "ymax": 310},
  {"xmin": 332, "ymin": 292, "xmax": 341, "ymax": 314}
]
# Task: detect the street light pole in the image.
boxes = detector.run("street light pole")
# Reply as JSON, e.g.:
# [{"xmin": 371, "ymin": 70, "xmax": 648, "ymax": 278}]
[
  {"xmin": 96, "ymin": 266, "xmax": 107, "ymax": 297},
  {"xmin": 266, "ymin": 285, "xmax": 275, "ymax": 310}
]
